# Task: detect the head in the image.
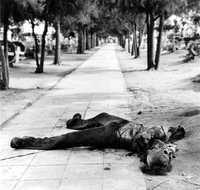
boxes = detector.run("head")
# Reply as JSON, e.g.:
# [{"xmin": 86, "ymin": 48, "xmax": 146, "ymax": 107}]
[
  {"xmin": 141, "ymin": 140, "xmax": 177, "ymax": 175},
  {"xmin": 66, "ymin": 113, "xmax": 82, "ymax": 129}
]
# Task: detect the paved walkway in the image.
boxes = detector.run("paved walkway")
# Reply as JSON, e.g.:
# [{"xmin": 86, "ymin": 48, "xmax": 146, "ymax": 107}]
[{"xmin": 0, "ymin": 44, "xmax": 146, "ymax": 190}]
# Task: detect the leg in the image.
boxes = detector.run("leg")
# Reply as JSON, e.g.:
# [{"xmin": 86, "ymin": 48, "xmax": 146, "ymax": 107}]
[
  {"xmin": 11, "ymin": 122, "xmax": 121, "ymax": 150},
  {"xmin": 66, "ymin": 112, "xmax": 129, "ymax": 130}
]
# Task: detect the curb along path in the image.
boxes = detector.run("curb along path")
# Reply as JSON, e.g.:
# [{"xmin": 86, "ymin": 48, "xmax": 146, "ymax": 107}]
[{"xmin": 0, "ymin": 44, "xmax": 146, "ymax": 190}]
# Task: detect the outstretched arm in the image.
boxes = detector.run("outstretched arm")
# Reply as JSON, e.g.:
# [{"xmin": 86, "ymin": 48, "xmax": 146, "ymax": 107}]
[{"xmin": 66, "ymin": 112, "xmax": 129, "ymax": 130}]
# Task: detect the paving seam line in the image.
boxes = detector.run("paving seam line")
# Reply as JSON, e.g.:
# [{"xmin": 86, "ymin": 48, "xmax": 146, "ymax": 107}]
[{"xmin": 11, "ymin": 151, "xmax": 39, "ymax": 190}]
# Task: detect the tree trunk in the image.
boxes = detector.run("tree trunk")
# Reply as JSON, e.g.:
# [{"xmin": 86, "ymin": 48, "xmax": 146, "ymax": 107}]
[
  {"xmin": 83, "ymin": 28, "xmax": 86, "ymax": 51},
  {"xmin": 133, "ymin": 23, "xmax": 138, "ymax": 58},
  {"xmin": 90, "ymin": 32, "xmax": 93, "ymax": 48},
  {"xmin": 86, "ymin": 29, "xmax": 89, "ymax": 50},
  {"xmin": 88, "ymin": 31, "xmax": 91, "ymax": 49},
  {"xmin": 155, "ymin": 15, "xmax": 164, "ymax": 70},
  {"xmin": 120, "ymin": 36, "xmax": 123, "ymax": 47},
  {"xmin": 93, "ymin": 33, "xmax": 96, "ymax": 47},
  {"xmin": 118, "ymin": 36, "xmax": 122, "ymax": 46},
  {"xmin": 131, "ymin": 33, "xmax": 134, "ymax": 56},
  {"xmin": 77, "ymin": 26, "xmax": 84, "ymax": 54},
  {"xmin": 53, "ymin": 18, "xmax": 61, "ymax": 65},
  {"xmin": 31, "ymin": 20, "xmax": 40, "ymax": 71},
  {"xmin": 146, "ymin": 12, "xmax": 155, "ymax": 70},
  {"xmin": 3, "ymin": 16, "xmax": 11, "ymax": 68},
  {"xmin": 137, "ymin": 24, "xmax": 145, "ymax": 57},
  {"xmin": 0, "ymin": 45, "xmax": 9, "ymax": 90},
  {"xmin": 121, "ymin": 35, "xmax": 126, "ymax": 48},
  {"xmin": 128, "ymin": 33, "xmax": 130, "ymax": 53},
  {"xmin": 131, "ymin": 28, "xmax": 137, "ymax": 57},
  {"xmin": 36, "ymin": 20, "xmax": 48, "ymax": 73},
  {"xmin": 96, "ymin": 34, "xmax": 99, "ymax": 46}
]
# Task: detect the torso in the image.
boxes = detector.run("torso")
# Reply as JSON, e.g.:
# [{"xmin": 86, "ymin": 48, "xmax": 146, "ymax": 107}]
[{"xmin": 116, "ymin": 122, "xmax": 167, "ymax": 152}]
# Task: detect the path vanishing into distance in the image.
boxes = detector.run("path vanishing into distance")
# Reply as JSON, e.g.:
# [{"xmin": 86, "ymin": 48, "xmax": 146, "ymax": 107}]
[{"xmin": 0, "ymin": 44, "xmax": 146, "ymax": 190}]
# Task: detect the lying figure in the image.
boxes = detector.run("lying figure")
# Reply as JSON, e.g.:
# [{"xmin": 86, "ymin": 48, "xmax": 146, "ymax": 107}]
[{"xmin": 10, "ymin": 112, "xmax": 185, "ymax": 174}]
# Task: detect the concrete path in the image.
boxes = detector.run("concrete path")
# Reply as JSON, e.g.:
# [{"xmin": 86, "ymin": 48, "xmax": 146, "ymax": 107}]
[{"xmin": 0, "ymin": 44, "xmax": 146, "ymax": 190}]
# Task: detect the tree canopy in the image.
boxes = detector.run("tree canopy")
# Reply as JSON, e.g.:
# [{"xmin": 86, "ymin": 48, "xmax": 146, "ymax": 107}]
[{"xmin": 1, "ymin": 0, "xmax": 200, "ymax": 89}]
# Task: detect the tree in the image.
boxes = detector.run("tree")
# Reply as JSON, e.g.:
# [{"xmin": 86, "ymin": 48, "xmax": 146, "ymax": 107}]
[
  {"xmin": 53, "ymin": 18, "xmax": 61, "ymax": 65},
  {"xmin": 0, "ymin": 0, "xmax": 9, "ymax": 89},
  {"xmin": 2, "ymin": 0, "xmax": 10, "ymax": 69},
  {"xmin": 96, "ymin": 2, "xmax": 130, "ymax": 50},
  {"xmin": 122, "ymin": 11, "xmax": 145, "ymax": 58},
  {"xmin": 1, "ymin": 0, "xmax": 25, "ymax": 68},
  {"xmin": 117, "ymin": 0, "xmax": 187, "ymax": 70},
  {"xmin": 0, "ymin": 45, "xmax": 9, "ymax": 90},
  {"xmin": 143, "ymin": 0, "xmax": 188, "ymax": 69},
  {"xmin": 45, "ymin": 0, "xmax": 78, "ymax": 64},
  {"xmin": 20, "ymin": 0, "xmax": 50, "ymax": 73},
  {"xmin": 75, "ymin": 0, "xmax": 99, "ymax": 54},
  {"xmin": 46, "ymin": 0, "xmax": 98, "ymax": 55},
  {"xmin": 186, "ymin": 0, "xmax": 200, "ymax": 12},
  {"xmin": 0, "ymin": 0, "xmax": 26, "ymax": 89}
]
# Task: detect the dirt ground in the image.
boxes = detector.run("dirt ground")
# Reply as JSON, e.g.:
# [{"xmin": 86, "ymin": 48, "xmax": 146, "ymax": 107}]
[{"xmin": 117, "ymin": 48, "xmax": 200, "ymax": 190}]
